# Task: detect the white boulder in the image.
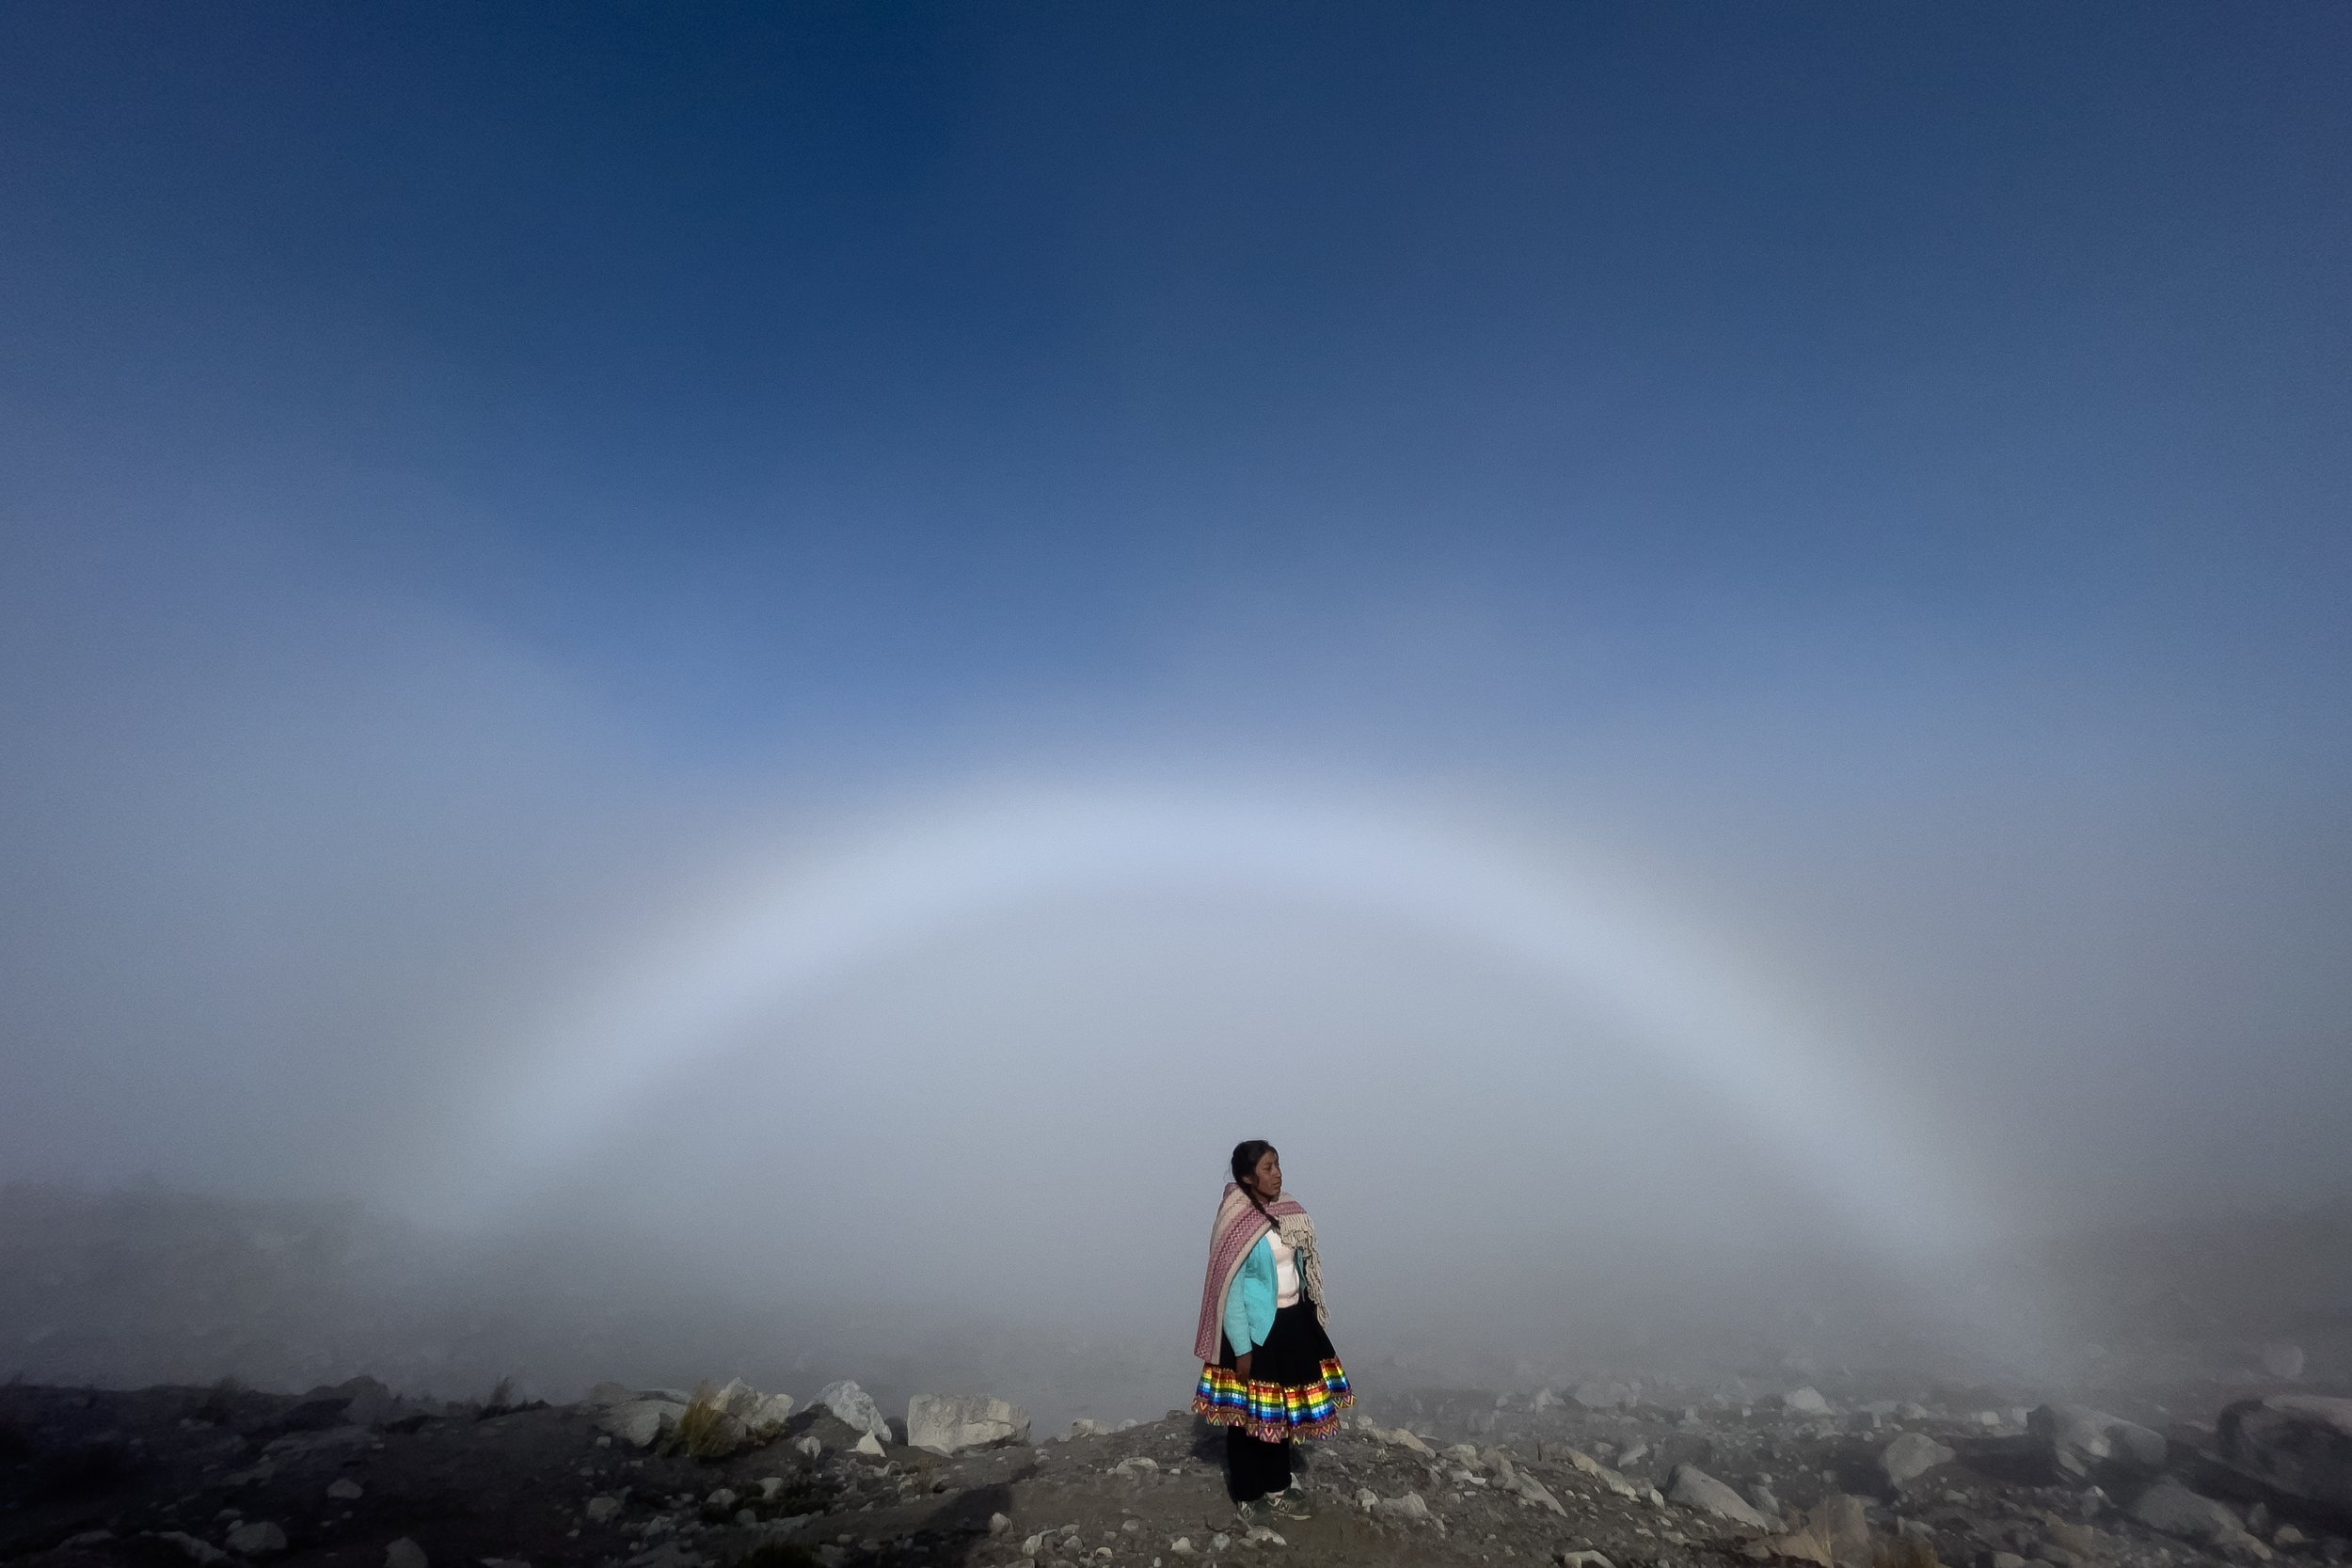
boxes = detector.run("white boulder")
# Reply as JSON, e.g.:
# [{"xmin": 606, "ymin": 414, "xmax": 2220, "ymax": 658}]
[
  {"xmin": 1667, "ymin": 1465, "xmax": 1770, "ymax": 1528},
  {"xmin": 814, "ymin": 1380, "xmax": 889, "ymax": 1441},
  {"xmin": 1880, "ymin": 1432, "xmax": 1956, "ymax": 1487},
  {"xmin": 907, "ymin": 1393, "xmax": 1030, "ymax": 1454}
]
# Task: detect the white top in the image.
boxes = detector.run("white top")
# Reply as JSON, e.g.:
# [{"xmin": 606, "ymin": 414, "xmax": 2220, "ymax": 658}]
[{"xmin": 1269, "ymin": 1228, "xmax": 1302, "ymax": 1307}]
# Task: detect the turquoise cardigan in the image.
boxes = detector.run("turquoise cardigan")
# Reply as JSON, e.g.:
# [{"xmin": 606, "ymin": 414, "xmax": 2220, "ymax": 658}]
[{"xmin": 1223, "ymin": 1234, "xmax": 1286, "ymax": 1355}]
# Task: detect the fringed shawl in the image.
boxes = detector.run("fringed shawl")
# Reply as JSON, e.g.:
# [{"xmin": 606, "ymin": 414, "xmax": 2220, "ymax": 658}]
[{"xmin": 1193, "ymin": 1181, "xmax": 1330, "ymax": 1363}]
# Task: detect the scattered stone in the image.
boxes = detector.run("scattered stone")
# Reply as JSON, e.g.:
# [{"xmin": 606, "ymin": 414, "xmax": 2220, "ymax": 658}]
[
  {"xmin": 585, "ymin": 1497, "xmax": 622, "ymax": 1524},
  {"xmin": 155, "ymin": 1532, "xmax": 229, "ymax": 1566},
  {"xmin": 1564, "ymin": 1448, "xmax": 1642, "ymax": 1498},
  {"xmin": 2030, "ymin": 1405, "xmax": 2169, "ymax": 1483},
  {"xmin": 908, "ymin": 1393, "xmax": 1031, "ymax": 1454},
  {"xmin": 2275, "ymin": 1526, "xmax": 2308, "ymax": 1548},
  {"xmin": 1573, "ymin": 1380, "xmax": 1639, "ymax": 1411},
  {"xmin": 1378, "ymin": 1492, "xmax": 1433, "ymax": 1521},
  {"xmin": 705, "ymin": 1488, "xmax": 737, "ymax": 1510},
  {"xmin": 600, "ymin": 1399, "xmax": 687, "ymax": 1450},
  {"xmin": 1669, "ymin": 1465, "xmax": 1772, "ymax": 1528},
  {"xmin": 387, "ymin": 1539, "xmax": 430, "ymax": 1568},
  {"xmin": 226, "ymin": 1521, "xmax": 288, "ymax": 1555},
  {"xmin": 1882, "ymin": 1432, "xmax": 1958, "ymax": 1487},
  {"xmin": 1513, "ymin": 1471, "xmax": 1568, "ymax": 1514},
  {"xmin": 2128, "ymin": 1479, "xmax": 2268, "ymax": 1557},
  {"xmin": 988, "ymin": 1513, "xmax": 1011, "ymax": 1534},
  {"xmin": 852, "ymin": 1432, "xmax": 884, "ymax": 1458},
  {"xmin": 1562, "ymin": 1553, "xmax": 1617, "ymax": 1568},
  {"xmin": 794, "ymin": 1434, "xmax": 823, "ymax": 1459},
  {"xmin": 328, "ymin": 1479, "xmax": 364, "ymax": 1501},
  {"xmin": 1781, "ymin": 1387, "xmax": 1833, "ymax": 1417},
  {"xmin": 62, "ymin": 1531, "xmax": 114, "ymax": 1549}
]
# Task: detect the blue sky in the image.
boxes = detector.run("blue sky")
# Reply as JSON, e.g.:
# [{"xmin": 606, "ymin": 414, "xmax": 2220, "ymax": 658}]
[
  {"xmin": 2, "ymin": 5, "xmax": 2348, "ymax": 1243},
  {"xmin": 8, "ymin": 3, "xmax": 2346, "ymax": 758}
]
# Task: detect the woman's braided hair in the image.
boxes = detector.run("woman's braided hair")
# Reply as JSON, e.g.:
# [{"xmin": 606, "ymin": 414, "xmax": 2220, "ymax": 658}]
[{"xmin": 1230, "ymin": 1139, "xmax": 1279, "ymax": 1227}]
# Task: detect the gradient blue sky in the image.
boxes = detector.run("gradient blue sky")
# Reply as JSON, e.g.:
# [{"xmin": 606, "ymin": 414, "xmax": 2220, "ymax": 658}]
[{"xmin": 2, "ymin": 6, "xmax": 2348, "ymax": 1242}]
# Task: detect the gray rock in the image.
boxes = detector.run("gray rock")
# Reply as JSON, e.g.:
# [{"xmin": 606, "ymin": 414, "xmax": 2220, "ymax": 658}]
[
  {"xmin": 2218, "ymin": 1395, "xmax": 2352, "ymax": 1517},
  {"xmin": 2029, "ymin": 1404, "xmax": 2168, "ymax": 1482},
  {"xmin": 745, "ymin": 1394, "xmax": 794, "ymax": 1430},
  {"xmin": 155, "ymin": 1532, "xmax": 229, "ymax": 1565},
  {"xmin": 1562, "ymin": 1554, "xmax": 1616, "ymax": 1568},
  {"xmin": 1376, "ymin": 1491, "xmax": 1432, "ymax": 1521},
  {"xmin": 386, "ymin": 1539, "xmax": 429, "ymax": 1568},
  {"xmin": 326, "ymin": 1480, "xmax": 363, "ymax": 1501},
  {"xmin": 1668, "ymin": 1465, "xmax": 1771, "ymax": 1528},
  {"xmin": 1617, "ymin": 1441, "xmax": 1651, "ymax": 1470},
  {"xmin": 1512, "ymin": 1472, "xmax": 1566, "ymax": 1514},
  {"xmin": 1882, "ymin": 1432, "xmax": 1958, "ymax": 1487},
  {"xmin": 2128, "ymin": 1480, "xmax": 2265, "ymax": 1554},
  {"xmin": 226, "ymin": 1522, "xmax": 287, "ymax": 1556},
  {"xmin": 1781, "ymin": 1387, "xmax": 1833, "ymax": 1417},
  {"xmin": 599, "ymin": 1399, "xmax": 687, "ymax": 1449},
  {"xmin": 907, "ymin": 1393, "xmax": 1031, "ymax": 1455},
  {"xmin": 1572, "ymin": 1379, "xmax": 1639, "ymax": 1410},
  {"xmin": 815, "ymin": 1381, "xmax": 889, "ymax": 1441},
  {"xmin": 1807, "ymin": 1494, "xmax": 1874, "ymax": 1568},
  {"xmin": 2260, "ymin": 1343, "xmax": 2307, "ymax": 1382},
  {"xmin": 585, "ymin": 1497, "xmax": 622, "ymax": 1524}
]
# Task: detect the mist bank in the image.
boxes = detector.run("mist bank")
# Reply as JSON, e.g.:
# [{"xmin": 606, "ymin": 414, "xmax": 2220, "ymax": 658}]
[{"xmin": 7, "ymin": 1181, "xmax": 2344, "ymax": 1435}]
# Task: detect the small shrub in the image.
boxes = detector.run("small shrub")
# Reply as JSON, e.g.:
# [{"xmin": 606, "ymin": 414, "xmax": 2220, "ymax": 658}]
[{"xmin": 484, "ymin": 1375, "xmax": 516, "ymax": 1414}]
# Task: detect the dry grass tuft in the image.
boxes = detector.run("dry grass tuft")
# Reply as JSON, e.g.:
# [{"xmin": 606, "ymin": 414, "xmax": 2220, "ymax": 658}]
[
  {"xmin": 485, "ymin": 1374, "xmax": 516, "ymax": 1413},
  {"xmin": 671, "ymin": 1382, "xmax": 739, "ymax": 1461}
]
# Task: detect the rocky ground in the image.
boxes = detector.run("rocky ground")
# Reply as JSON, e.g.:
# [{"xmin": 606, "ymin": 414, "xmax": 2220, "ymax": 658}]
[{"xmin": 4, "ymin": 1371, "xmax": 2346, "ymax": 1568}]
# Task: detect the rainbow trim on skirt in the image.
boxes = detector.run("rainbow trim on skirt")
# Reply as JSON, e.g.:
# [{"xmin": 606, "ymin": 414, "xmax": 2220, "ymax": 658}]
[{"xmin": 1192, "ymin": 1358, "xmax": 1355, "ymax": 1442}]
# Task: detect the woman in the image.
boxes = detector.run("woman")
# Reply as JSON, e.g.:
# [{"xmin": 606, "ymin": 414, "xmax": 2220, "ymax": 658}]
[{"xmin": 1192, "ymin": 1140, "xmax": 1354, "ymax": 1519}]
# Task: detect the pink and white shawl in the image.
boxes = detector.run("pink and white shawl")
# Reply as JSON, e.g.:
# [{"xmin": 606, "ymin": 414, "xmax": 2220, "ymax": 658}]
[{"xmin": 1193, "ymin": 1181, "xmax": 1330, "ymax": 1363}]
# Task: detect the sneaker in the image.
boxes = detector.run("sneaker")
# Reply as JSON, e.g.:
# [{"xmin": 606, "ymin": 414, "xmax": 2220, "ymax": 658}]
[
  {"xmin": 1270, "ymin": 1490, "xmax": 1314, "ymax": 1520},
  {"xmin": 1234, "ymin": 1497, "xmax": 1274, "ymax": 1525}
]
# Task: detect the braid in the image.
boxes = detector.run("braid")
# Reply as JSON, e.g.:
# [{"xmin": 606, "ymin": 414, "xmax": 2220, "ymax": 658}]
[{"xmin": 1230, "ymin": 1139, "xmax": 1279, "ymax": 1228}]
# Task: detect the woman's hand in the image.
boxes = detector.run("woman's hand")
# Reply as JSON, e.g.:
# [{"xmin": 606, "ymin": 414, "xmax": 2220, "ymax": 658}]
[{"xmin": 1234, "ymin": 1352, "xmax": 1253, "ymax": 1381}]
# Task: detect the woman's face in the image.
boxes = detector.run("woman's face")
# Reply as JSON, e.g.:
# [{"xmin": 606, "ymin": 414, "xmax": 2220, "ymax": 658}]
[{"xmin": 1250, "ymin": 1148, "xmax": 1282, "ymax": 1201}]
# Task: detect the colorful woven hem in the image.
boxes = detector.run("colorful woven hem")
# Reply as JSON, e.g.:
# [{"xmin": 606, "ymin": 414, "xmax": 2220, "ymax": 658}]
[{"xmin": 1191, "ymin": 1358, "xmax": 1356, "ymax": 1443}]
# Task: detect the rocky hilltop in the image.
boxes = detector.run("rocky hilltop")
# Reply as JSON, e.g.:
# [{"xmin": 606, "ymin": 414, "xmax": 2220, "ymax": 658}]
[{"xmin": 5, "ymin": 1370, "xmax": 2347, "ymax": 1568}]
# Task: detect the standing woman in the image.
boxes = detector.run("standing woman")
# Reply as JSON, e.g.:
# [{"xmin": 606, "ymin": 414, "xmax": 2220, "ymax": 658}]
[{"xmin": 1192, "ymin": 1141, "xmax": 1355, "ymax": 1518}]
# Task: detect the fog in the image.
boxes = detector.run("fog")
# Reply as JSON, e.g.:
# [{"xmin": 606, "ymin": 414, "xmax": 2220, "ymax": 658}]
[{"xmin": 3, "ymin": 6, "xmax": 2348, "ymax": 1432}]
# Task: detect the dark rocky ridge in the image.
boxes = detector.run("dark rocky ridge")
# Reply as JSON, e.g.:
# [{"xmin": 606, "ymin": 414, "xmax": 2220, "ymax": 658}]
[{"xmin": 5, "ymin": 1371, "xmax": 2347, "ymax": 1568}]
